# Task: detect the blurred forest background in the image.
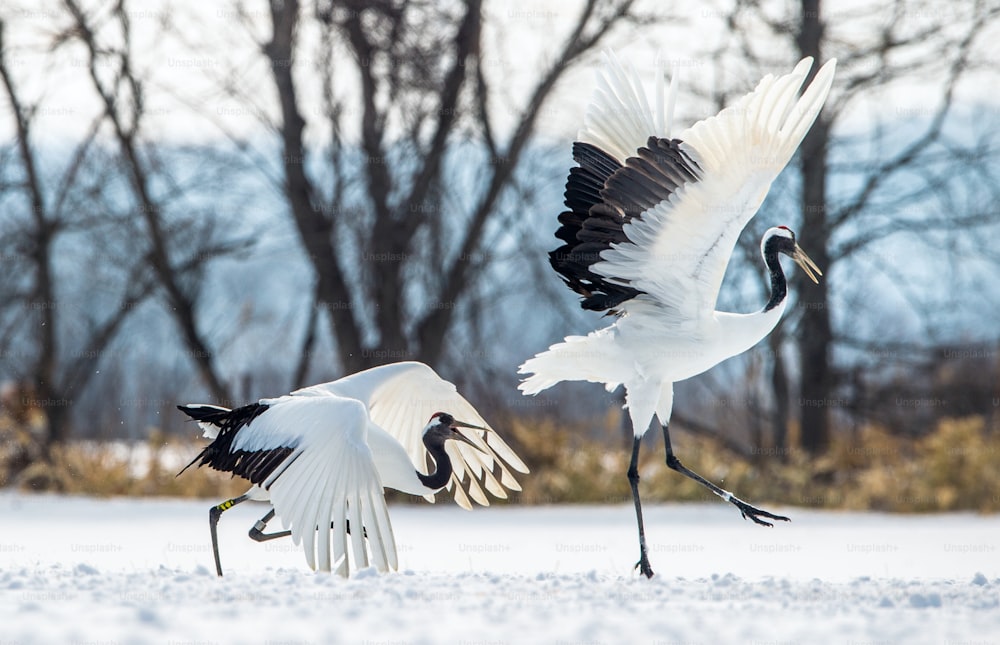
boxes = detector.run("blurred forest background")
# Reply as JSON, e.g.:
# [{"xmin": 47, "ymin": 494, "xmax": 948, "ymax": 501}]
[{"xmin": 1, "ymin": 0, "xmax": 999, "ymax": 510}]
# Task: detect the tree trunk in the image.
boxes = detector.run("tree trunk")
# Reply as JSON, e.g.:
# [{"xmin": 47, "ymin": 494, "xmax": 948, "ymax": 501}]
[
  {"xmin": 2, "ymin": 24, "xmax": 65, "ymax": 455},
  {"xmin": 796, "ymin": 0, "xmax": 833, "ymax": 455},
  {"xmin": 39, "ymin": 394, "xmax": 70, "ymax": 460},
  {"xmin": 63, "ymin": 0, "xmax": 232, "ymax": 403},
  {"xmin": 264, "ymin": 0, "xmax": 366, "ymax": 374},
  {"xmin": 769, "ymin": 331, "xmax": 790, "ymax": 460}
]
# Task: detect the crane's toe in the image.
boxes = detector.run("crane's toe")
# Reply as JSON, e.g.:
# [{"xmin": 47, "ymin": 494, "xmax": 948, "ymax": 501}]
[
  {"xmin": 634, "ymin": 556, "xmax": 655, "ymax": 579},
  {"xmin": 734, "ymin": 500, "xmax": 790, "ymax": 526}
]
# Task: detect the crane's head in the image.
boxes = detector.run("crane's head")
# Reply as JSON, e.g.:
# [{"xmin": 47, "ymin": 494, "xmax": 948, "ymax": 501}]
[
  {"xmin": 421, "ymin": 412, "xmax": 488, "ymax": 452},
  {"xmin": 762, "ymin": 226, "xmax": 822, "ymax": 284}
]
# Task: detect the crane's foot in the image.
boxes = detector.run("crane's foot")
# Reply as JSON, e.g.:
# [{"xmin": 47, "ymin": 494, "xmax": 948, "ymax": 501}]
[
  {"xmin": 728, "ymin": 496, "xmax": 790, "ymax": 527},
  {"xmin": 249, "ymin": 509, "xmax": 292, "ymax": 542},
  {"xmin": 664, "ymin": 454, "xmax": 790, "ymax": 527},
  {"xmin": 634, "ymin": 551, "xmax": 655, "ymax": 579}
]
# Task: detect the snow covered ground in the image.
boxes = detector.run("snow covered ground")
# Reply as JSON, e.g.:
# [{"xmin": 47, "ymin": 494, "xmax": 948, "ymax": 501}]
[{"xmin": 1, "ymin": 494, "xmax": 997, "ymax": 644}]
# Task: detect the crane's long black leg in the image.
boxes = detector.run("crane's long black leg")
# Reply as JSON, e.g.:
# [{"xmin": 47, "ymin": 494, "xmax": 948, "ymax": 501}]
[
  {"xmin": 209, "ymin": 494, "xmax": 250, "ymax": 577},
  {"xmin": 628, "ymin": 435, "xmax": 655, "ymax": 579},
  {"xmin": 248, "ymin": 510, "xmax": 365, "ymax": 542},
  {"xmin": 661, "ymin": 423, "xmax": 789, "ymax": 526},
  {"xmin": 248, "ymin": 509, "xmax": 291, "ymax": 542}
]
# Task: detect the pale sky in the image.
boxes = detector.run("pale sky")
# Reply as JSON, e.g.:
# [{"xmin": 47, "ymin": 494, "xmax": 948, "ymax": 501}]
[{"xmin": 1, "ymin": 0, "xmax": 997, "ymax": 146}]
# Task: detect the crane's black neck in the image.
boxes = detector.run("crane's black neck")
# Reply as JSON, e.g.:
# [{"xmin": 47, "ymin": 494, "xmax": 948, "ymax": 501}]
[
  {"xmin": 416, "ymin": 439, "xmax": 454, "ymax": 491},
  {"xmin": 763, "ymin": 244, "xmax": 788, "ymax": 312}
]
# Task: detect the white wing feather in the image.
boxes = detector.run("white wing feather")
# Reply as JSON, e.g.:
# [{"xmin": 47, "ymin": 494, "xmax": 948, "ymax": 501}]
[
  {"xmin": 590, "ymin": 57, "xmax": 836, "ymax": 321},
  {"xmin": 579, "ymin": 50, "xmax": 675, "ymax": 162},
  {"xmin": 292, "ymin": 362, "xmax": 529, "ymax": 510},
  {"xmin": 233, "ymin": 395, "xmax": 397, "ymax": 576}
]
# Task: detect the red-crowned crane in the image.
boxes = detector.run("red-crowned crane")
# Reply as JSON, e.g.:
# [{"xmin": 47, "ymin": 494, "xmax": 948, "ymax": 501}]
[
  {"xmin": 179, "ymin": 361, "xmax": 528, "ymax": 576},
  {"xmin": 519, "ymin": 52, "xmax": 835, "ymax": 577}
]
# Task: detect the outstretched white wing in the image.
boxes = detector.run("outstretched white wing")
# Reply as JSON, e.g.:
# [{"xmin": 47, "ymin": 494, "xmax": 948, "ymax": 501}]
[
  {"xmin": 234, "ymin": 395, "xmax": 397, "ymax": 576},
  {"xmin": 581, "ymin": 55, "xmax": 836, "ymax": 324},
  {"xmin": 293, "ymin": 362, "xmax": 529, "ymax": 510},
  {"xmin": 580, "ymin": 49, "xmax": 678, "ymax": 162}
]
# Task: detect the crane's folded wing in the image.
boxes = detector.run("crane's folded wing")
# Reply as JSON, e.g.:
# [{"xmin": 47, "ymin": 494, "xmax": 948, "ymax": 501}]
[
  {"xmin": 233, "ymin": 395, "xmax": 397, "ymax": 576},
  {"xmin": 293, "ymin": 361, "xmax": 529, "ymax": 510}
]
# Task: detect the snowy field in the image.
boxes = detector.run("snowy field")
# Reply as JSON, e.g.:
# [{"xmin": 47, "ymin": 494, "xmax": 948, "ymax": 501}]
[{"xmin": 1, "ymin": 494, "xmax": 998, "ymax": 644}]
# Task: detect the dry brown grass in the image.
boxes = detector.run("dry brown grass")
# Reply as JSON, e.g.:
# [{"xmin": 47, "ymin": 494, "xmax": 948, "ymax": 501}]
[
  {"xmin": 10, "ymin": 431, "xmax": 248, "ymax": 499},
  {"xmin": 505, "ymin": 414, "xmax": 1000, "ymax": 512},
  {"xmin": 3, "ymin": 415, "xmax": 998, "ymax": 512}
]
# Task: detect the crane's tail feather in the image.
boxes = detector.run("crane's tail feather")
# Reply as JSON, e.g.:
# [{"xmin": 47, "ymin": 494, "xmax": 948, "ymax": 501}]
[{"xmin": 518, "ymin": 333, "xmax": 624, "ymax": 396}]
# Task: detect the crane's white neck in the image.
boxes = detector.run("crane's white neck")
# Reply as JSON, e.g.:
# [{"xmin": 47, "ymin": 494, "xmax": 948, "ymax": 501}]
[
  {"xmin": 714, "ymin": 302, "xmax": 786, "ymax": 363},
  {"xmin": 710, "ymin": 240, "xmax": 793, "ymax": 362}
]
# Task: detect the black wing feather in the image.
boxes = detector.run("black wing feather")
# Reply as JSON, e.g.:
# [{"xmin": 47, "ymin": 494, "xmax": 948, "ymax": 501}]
[
  {"xmin": 603, "ymin": 138, "xmax": 700, "ymax": 218},
  {"xmin": 549, "ymin": 137, "xmax": 702, "ymax": 313},
  {"xmin": 549, "ymin": 142, "xmax": 641, "ymax": 311},
  {"xmin": 177, "ymin": 402, "xmax": 296, "ymax": 488}
]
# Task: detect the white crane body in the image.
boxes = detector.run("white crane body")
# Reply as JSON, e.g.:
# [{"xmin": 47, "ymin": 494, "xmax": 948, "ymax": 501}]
[
  {"xmin": 179, "ymin": 361, "xmax": 528, "ymax": 577},
  {"xmin": 519, "ymin": 50, "xmax": 835, "ymax": 577}
]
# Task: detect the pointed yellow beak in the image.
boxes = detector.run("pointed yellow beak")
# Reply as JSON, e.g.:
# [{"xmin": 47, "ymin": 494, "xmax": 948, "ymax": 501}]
[{"xmin": 792, "ymin": 244, "xmax": 822, "ymax": 284}]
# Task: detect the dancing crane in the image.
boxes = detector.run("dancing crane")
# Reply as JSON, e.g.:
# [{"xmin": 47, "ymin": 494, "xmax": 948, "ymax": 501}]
[
  {"xmin": 178, "ymin": 361, "xmax": 528, "ymax": 576},
  {"xmin": 519, "ymin": 52, "xmax": 835, "ymax": 577}
]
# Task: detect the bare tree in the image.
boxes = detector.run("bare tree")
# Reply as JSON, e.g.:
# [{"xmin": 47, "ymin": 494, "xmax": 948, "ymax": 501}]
[
  {"xmin": 58, "ymin": 0, "xmax": 253, "ymax": 403},
  {"xmin": 710, "ymin": 0, "xmax": 1000, "ymax": 454},
  {"xmin": 0, "ymin": 18, "xmax": 156, "ymax": 456},
  {"xmin": 0, "ymin": 2, "xmax": 259, "ymax": 460},
  {"xmin": 252, "ymin": 0, "xmax": 649, "ymax": 377}
]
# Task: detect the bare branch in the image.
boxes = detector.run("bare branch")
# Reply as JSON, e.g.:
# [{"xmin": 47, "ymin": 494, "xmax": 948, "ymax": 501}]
[
  {"xmin": 829, "ymin": 22, "xmax": 980, "ymax": 232},
  {"xmin": 416, "ymin": 0, "xmax": 637, "ymax": 361},
  {"xmin": 62, "ymin": 0, "xmax": 231, "ymax": 401},
  {"xmin": 262, "ymin": 0, "xmax": 366, "ymax": 370},
  {"xmin": 400, "ymin": 0, "xmax": 483, "ymax": 233}
]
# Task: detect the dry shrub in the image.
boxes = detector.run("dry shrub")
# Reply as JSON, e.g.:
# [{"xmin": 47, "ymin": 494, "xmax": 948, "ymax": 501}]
[
  {"xmin": 0, "ymin": 393, "xmax": 47, "ymax": 488},
  {"xmin": 505, "ymin": 415, "xmax": 631, "ymax": 505},
  {"xmin": 11, "ymin": 431, "xmax": 247, "ymax": 499},
  {"xmin": 505, "ymin": 414, "xmax": 1000, "ymax": 512},
  {"xmin": 909, "ymin": 417, "xmax": 1000, "ymax": 511},
  {"xmin": 3, "ymin": 415, "xmax": 998, "ymax": 512}
]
